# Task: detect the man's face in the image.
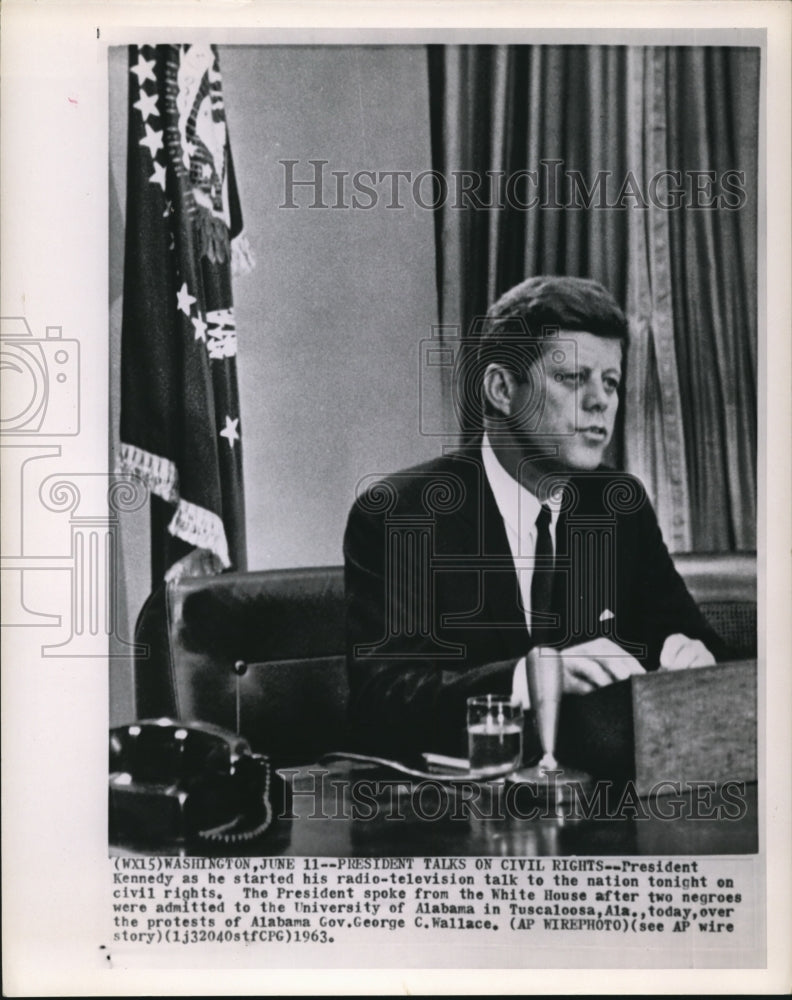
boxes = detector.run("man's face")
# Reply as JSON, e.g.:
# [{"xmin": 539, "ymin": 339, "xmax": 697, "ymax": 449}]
[{"xmin": 509, "ymin": 330, "xmax": 623, "ymax": 471}]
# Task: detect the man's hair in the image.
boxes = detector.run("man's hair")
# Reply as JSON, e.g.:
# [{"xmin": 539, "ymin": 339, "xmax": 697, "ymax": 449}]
[
  {"xmin": 479, "ymin": 274, "xmax": 627, "ymax": 367},
  {"xmin": 473, "ymin": 275, "xmax": 627, "ymax": 417}
]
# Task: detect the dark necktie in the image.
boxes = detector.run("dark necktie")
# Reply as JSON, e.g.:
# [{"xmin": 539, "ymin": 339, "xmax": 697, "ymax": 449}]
[{"xmin": 530, "ymin": 503, "xmax": 555, "ymax": 645}]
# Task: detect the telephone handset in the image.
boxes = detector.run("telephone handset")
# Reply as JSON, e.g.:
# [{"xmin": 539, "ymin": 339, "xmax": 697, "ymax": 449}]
[{"xmin": 109, "ymin": 719, "xmax": 278, "ymax": 848}]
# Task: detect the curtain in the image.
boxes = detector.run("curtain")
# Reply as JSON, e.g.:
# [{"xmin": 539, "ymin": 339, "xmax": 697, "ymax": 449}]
[
  {"xmin": 665, "ymin": 48, "xmax": 758, "ymax": 551},
  {"xmin": 623, "ymin": 48, "xmax": 693, "ymax": 552},
  {"xmin": 428, "ymin": 44, "xmax": 758, "ymax": 553}
]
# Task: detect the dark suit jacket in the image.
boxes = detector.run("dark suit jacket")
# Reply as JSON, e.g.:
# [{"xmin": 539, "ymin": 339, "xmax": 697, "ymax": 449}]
[{"xmin": 343, "ymin": 444, "xmax": 723, "ymax": 761}]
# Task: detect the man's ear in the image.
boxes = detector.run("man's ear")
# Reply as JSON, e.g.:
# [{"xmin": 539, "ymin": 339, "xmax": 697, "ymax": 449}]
[{"xmin": 482, "ymin": 363, "xmax": 519, "ymax": 418}]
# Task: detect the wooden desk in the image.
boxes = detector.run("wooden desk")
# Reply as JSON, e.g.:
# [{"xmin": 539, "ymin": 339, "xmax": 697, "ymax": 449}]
[
  {"xmin": 631, "ymin": 660, "xmax": 756, "ymax": 794},
  {"xmin": 111, "ymin": 661, "xmax": 759, "ymax": 857},
  {"xmin": 555, "ymin": 659, "xmax": 757, "ymax": 790},
  {"xmin": 111, "ymin": 762, "xmax": 757, "ymax": 858},
  {"xmin": 273, "ymin": 762, "xmax": 758, "ymax": 858}
]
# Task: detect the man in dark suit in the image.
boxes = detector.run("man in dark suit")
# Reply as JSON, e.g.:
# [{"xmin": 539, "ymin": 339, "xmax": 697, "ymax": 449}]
[{"xmin": 344, "ymin": 276, "xmax": 722, "ymax": 762}]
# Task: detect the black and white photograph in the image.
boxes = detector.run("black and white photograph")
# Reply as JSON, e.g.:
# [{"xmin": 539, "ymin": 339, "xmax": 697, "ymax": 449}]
[
  {"xmin": 2, "ymin": 1, "xmax": 791, "ymax": 994},
  {"xmin": 108, "ymin": 38, "xmax": 762, "ymax": 862}
]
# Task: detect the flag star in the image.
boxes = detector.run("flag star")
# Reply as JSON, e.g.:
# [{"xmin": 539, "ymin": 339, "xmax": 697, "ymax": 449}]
[
  {"xmin": 139, "ymin": 123, "xmax": 164, "ymax": 157},
  {"xmin": 192, "ymin": 315, "xmax": 207, "ymax": 342},
  {"xmin": 219, "ymin": 416, "xmax": 240, "ymax": 448},
  {"xmin": 150, "ymin": 161, "xmax": 167, "ymax": 190},
  {"xmin": 133, "ymin": 90, "xmax": 159, "ymax": 121},
  {"xmin": 176, "ymin": 282, "xmax": 196, "ymax": 316},
  {"xmin": 162, "ymin": 198, "xmax": 173, "ymax": 218},
  {"xmin": 130, "ymin": 54, "xmax": 156, "ymax": 85}
]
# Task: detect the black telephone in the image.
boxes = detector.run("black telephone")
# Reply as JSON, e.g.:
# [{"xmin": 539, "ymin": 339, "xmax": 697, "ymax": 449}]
[{"xmin": 109, "ymin": 719, "xmax": 282, "ymax": 849}]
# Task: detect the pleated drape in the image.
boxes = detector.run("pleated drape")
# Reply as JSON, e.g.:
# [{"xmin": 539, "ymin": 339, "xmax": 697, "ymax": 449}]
[
  {"xmin": 428, "ymin": 44, "xmax": 758, "ymax": 553},
  {"xmin": 624, "ymin": 48, "xmax": 693, "ymax": 552},
  {"xmin": 665, "ymin": 48, "xmax": 758, "ymax": 551}
]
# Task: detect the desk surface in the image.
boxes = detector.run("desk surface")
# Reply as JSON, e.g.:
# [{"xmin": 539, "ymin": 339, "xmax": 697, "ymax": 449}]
[
  {"xmin": 277, "ymin": 763, "xmax": 757, "ymax": 858},
  {"xmin": 112, "ymin": 761, "xmax": 758, "ymax": 858},
  {"xmin": 112, "ymin": 660, "xmax": 759, "ymax": 858}
]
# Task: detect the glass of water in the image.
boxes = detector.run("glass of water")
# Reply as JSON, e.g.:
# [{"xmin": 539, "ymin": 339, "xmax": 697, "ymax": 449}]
[{"xmin": 466, "ymin": 695, "xmax": 523, "ymax": 778}]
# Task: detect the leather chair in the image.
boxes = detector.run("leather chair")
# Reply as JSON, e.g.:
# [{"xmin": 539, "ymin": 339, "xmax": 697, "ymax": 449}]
[
  {"xmin": 134, "ymin": 567, "xmax": 347, "ymax": 764},
  {"xmin": 133, "ymin": 552, "xmax": 756, "ymax": 763},
  {"xmin": 672, "ymin": 551, "xmax": 757, "ymax": 658}
]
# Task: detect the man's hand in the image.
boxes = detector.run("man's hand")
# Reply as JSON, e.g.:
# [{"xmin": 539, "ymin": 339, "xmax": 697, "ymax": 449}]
[
  {"xmin": 560, "ymin": 637, "xmax": 645, "ymax": 695},
  {"xmin": 659, "ymin": 633, "xmax": 715, "ymax": 670}
]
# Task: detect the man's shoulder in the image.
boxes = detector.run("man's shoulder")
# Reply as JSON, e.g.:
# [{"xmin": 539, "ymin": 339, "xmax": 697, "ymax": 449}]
[
  {"xmin": 348, "ymin": 446, "xmax": 484, "ymax": 520},
  {"xmin": 566, "ymin": 467, "xmax": 650, "ymax": 513},
  {"xmin": 383, "ymin": 446, "xmax": 483, "ymax": 483}
]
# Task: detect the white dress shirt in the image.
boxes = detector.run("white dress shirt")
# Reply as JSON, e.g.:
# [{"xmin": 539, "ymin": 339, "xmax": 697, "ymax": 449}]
[{"xmin": 480, "ymin": 434, "xmax": 563, "ymax": 708}]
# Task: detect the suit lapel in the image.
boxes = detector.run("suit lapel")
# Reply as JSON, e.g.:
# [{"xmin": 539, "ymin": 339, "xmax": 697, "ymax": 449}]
[{"xmin": 443, "ymin": 445, "xmax": 529, "ymax": 660}]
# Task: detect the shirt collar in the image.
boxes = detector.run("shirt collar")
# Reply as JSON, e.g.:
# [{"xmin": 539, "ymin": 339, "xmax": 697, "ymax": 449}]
[{"xmin": 481, "ymin": 433, "xmax": 562, "ymax": 540}]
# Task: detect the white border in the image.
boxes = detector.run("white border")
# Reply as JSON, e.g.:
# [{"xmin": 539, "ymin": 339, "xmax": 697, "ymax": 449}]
[{"xmin": 1, "ymin": 1, "xmax": 790, "ymax": 994}]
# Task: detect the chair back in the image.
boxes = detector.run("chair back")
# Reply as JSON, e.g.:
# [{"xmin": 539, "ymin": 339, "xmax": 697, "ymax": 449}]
[
  {"xmin": 673, "ymin": 551, "xmax": 757, "ymax": 658},
  {"xmin": 134, "ymin": 552, "xmax": 757, "ymax": 762},
  {"xmin": 134, "ymin": 567, "xmax": 347, "ymax": 763}
]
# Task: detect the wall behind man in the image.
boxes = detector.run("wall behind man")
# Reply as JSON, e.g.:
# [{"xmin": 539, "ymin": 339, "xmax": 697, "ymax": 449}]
[
  {"xmin": 109, "ymin": 45, "xmax": 443, "ymax": 722},
  {"xmin": 222, "ymin": 45, "xmax": 443, "ymax": 568}
]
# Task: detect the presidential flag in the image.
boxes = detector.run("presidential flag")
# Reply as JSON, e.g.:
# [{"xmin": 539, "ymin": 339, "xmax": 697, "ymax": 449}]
[{"xmin": 119, "ymin": 44, "xmax": 253, "ymax": 582}]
